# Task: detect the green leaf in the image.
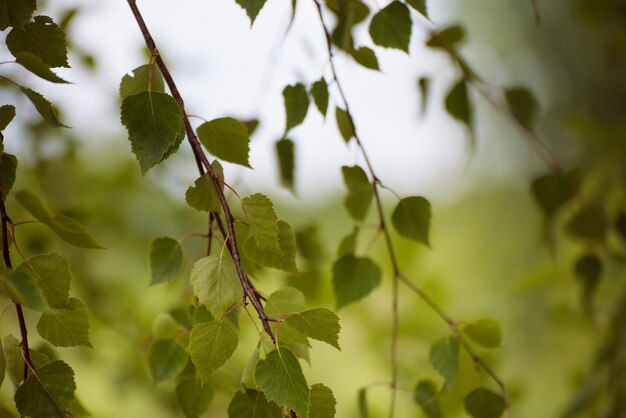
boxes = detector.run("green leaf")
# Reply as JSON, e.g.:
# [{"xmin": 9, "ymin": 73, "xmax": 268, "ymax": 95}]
[
  {"xmin": 14, "ymin": 253, "xmax": 72, "ymax": 309},
  {"xmin": 311, "ymin": 78, "xmax": 329, "ymax": 117},
  {"xmin": 149, "ymin": 339, "xmax": 188, "ymax": 383},
  {"xmin": 235, "ymin": 0, "xmax": 268, "ymax": 24},
  {"xmin": 567, "ymin": 202, "xmax": 607, "ymax": 241},
  {"xmin": 193, "ymin": 304, "xmax": 216, "ymax": 325},
  {"xmin": 36, "ymin": 298, "xmax": 92, "ymax": 347},
  {"xmin": 275, "ymin": 138, "xmax": 295, "ymax": 192},
  {"xmin": 6, "ymin": 16, "xmax": 68, "ymax": 67},
  {"xmin": 406, "ymin": 0, "xmax": 428, "ymax": 17},
  {"xmin": 0, "ymin": 152, "xmax": 18, "ymax": 198},
  {"xmin": 327, "ymin": 0, "xmax": 370, "ymax": 51},
  {"xmin": 119, "ymin": 64, "xmax": 165, "ymax": 100},
  {"xmin": 296, "ymin": 225, "xmax": 325, "ymax": 265},
  {"xmin": 283, "ymin": 83, "xmax": 309, "ymax": 133},
  {"xmin": 120, "ymin": 91, "xmax": 183, "ymax": 174},
  {"xmin": 255, "ymin": 347, "xmax": 309, "ymax": 417},
  {"xmin": 3, "ymin": 335, "xmax": 50, "ymax": 385},
  {"xmin": 464, "ymin": 388, "xmax": 506, "ymax": 418},
  {"xmin": 152, "ymin": 313, "xmax": 181, "ymax": 340},
  {"xmin": 358, "ymin": 388, "xmax": 368, "ymax": 418},
  {"xmin": 19, "ymin": 86, "xmax": 66, "ymax": 127},
  {"xmin": 309, "ymin": 383, "xmax": 336, "ymax": 418},
  {"xmin": 575, "ymin": 253, "xmax": 602, "ymax": 306},
  {"xmin": 426, "ymin": 25, "xmax": 465, "ymax": 49},
  {"xmin": 332, "ymin": 255, "xmax": 381, "ymax": 309},
  {"xmin": 15, "ymin": 52, "xmax": 69, "ymax": 83},
  {"xmin": 149, "ymin": 236, "xmax": 183, "ymax": 285},
  {"xmin": 244, "ymin": 220, "xmax": 297, "ymax": 273},
  {"xmin": 241, "ymin": 193, "xmax": 281, "ymax": 253},
  {"xmin": 265, "ymin": 287, "xmax": 306, "ymax": 317},
  {"xmin": 227, "ymin": 389, "xmax": 281, "ymax": 418},
  {"xmin": 285, "ymin": 308, "xmax": 341, "ymax": 349},
  {"xmin": 14, "ymin": 190, "xmax": 102, "ymax": 248},
  {"xmin": 197, "ymin": 117, "xmax": 252, "ymax": 168},
  {"xmin": 189, "ymin": 320, "xmax": 239, "ymax": 383},
  {"xmin": 392, "ymin": 196, "xmax": 431, "ymax": 246},
  {"xmin": 190, "ymin": 254, "xmax": 243, "ymax": 319},
  {"xmin": 462, "ymin": 318, "xmax": 502, "ymax": 349},
  {"xmin": 531, "ymin": 170, "xmax": 581, "ymax": 219},
  {"xmin": 0, "ymin": 0, "xmax": 36, "ymax": 30},
  {"xmin": 418, "ymin": 77, "xmax": 430, "ymax": 114},
  {"xmin": 342, "ymin": 165, "xmax": 373, "ymax": 221},
  {"xmin": 413, "ymin": 379, "xmax": 442, "ymax": 418},
  {"xmin": 176, "ymin": 376, "xmax": 213, "ymax": 418},
  {"xmin": 14, "ymin": 360, "xmax": 76, "ymax": 418},
  {"xmin": 0, "ymin": 105, "xmax": 16, "ymax": 131},
  {"xmin": 335, "ymin": 107, "xmax": 354, "ymax": 143},
  {"xmin": 1, "ymin": 266, "xmax": 45, "ymax": 310},
  {"xmin": 446, "ymin": 79, "xmax": 471, "ymax": 129},
  {"xmin": 505, "ymin": 87, "xmax": 538, "ymax": 130},
  {"xmin": 337, "ymin": 228, "xmax": 358, "ymax": 257},
  {"xmin": 368, "ymin": 1, "xmax": 412, "ymax": 53},
  {"xmin": 185, "ymin": 160, "xmax": 225, "ymax": 213},
  {"xmin": 350, "ymin": 47, "xmax": 380, "ymax": 70},
  {"xmin": 429, "ymin": 336, "xmax": 460, "ymax": 384}
]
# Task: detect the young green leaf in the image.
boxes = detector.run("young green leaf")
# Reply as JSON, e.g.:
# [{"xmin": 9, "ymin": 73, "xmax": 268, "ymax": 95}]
[
  {"xmin": 335, "ymin": 107, "xmax": 354, "ymax": 143},
  {"xmin": 197, "ymin": 117, "xmax": 252, "ymax": 168},
  {"xmin": 15, "ymin": 52, "xmax": 69, "ymax": 83},
  {"xmin": 227, "ymin": 389, "xmax": 282, "ymax": 418},
  {"xmin": 446, "ymin": 79, "xmax": 472, "ymax": 130},
  {"xmin": 19, "ymin": 86, "xmax": 66, "ymax": 127},
  {"xmin": 413, "ymin": 379, "xmax": 443, "ymax": 418},
  {"xmin": 235, "ymin": 0, "xmax": 268, "ymax": 24},
  {"xmin": 6, "ymin": 16, "xmax": 68, "ymax": 67},
  {"xmin": 276, "ymin": 138, "xmax": 295, "ymax": 192},
  {"xmin": 0, "ymin": 0, "xmax": 36, "ymax": 30},
  {"xmin": 149, "ymin": 339, "xmax": 188, "ymax": 383},
  {"xmin": 368, "ymin": 1, "xmax": 412, "ymax": 53},
  {"xmin": 14, "ymin": 190, "xmax": 102, "ymax": 248},
  {"xmin": 392, "ymin": 196, "xmax": 431, "ymax": 246},
  {"xmin": 0, "ymin": 105, "xmax": 16, "ymax": 131},
  {"xmin": 311, "ymin": 78, "xmax": 329, "ymax": 117},
  {"xmin": 332, "ymin": 255, "xmax": 381, "ymax": 309},
  {"xmin": 285, "ymin": 308, "xmax": 341, "ymax": 349},
  {"xmin": 120, "ymin": 64, "xmax": 165, "ymax": 100},
  {"xmin": 265, "ymin": 287, "xmax": 306, "ymax": 317},
  {"xmin": 185, "ymin": 160, "xmax": 225, "ymax": 213},
  {"xmin": 190, "ymin": 254, "xmax": 243, "ymax": 319},
  {"xmin": 121, "ymin": 91, "xmax": 183, "ymax": 173},
  {"xmin": 36, "ymin": 298, "xmax": 92, "ymax": 347},
  {"xmin": 241, "ymin": 193, "xmax": 281, "ymax": 253},
  {"xmin": 244, "ymin": 220, "xmax": 297, "ymax": 273},
  {"xmin": 255, "ymin": 347, "xmax": 309, "ymax": 417},
  {"xmin": 13, "ymin": 253, "xmax": 72, "ymax": 309},
  {"xmin": 0, "ymin": 152, "xmax": 17, "ymax": 198},
  {"xmin": 14, "ymin": 360, "xmax": 76, "ymax": 418},
  {"xmin": 283, "ymin": 83, "xmax": 309, "ymax": 132},
  {"xmin": 464, "ymin": 388, "xmax": 506, "ymax": 418},
  {"xmin": 406, "ymin": 0, "xmax": 428, "ymax": 17},
  {"xmin": 429, "ymin": 336, "xmax": 460, "ymax": 384},
  {"xmin": 189, "ymin": 320, "xmax": 239, "ymax": 383},
  {"xmin": 342, "ymin": 165, "xmax": 373, "ymax": 221},
  {"xmin": 176, "ymin": 376, "xmax": 213, "ymax": 418},
  {"xmin": 461, "ymin": 318, "xmax": 502, "ymax": 349},
  {"xmin": 149, "ymin": 237, "xmax": 182, "ymax": 285},
  {"xmin": 350, "ymin": 47, "xmax": 380, "ymax": 71},
  {"xmin": 309, "ymin": 383, "xmax": 336, "ymax": 418},
  {"xmin": 505, "ymin": 87, "xmax": 538, "ymax": 130}
]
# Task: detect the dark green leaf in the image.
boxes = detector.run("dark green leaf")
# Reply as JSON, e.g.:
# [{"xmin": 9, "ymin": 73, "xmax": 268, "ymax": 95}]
[
  {"xmin": 197, "ymin": 117, "xmax": 252, "ymax": 168},
  {"xmin": 426, "ymin": 25, "xmax": 465, "ymax": 49},
  {"xmin": 418, "ymin": 77, "xmax": 430, "ymax": 115},
  {"xmin": 358, "ymin": 387, "xmax": 368, "ymax": 418},
  {"xmin": 149, "ymin": 339, "xmax": 188, "ymax": 383},
  {"xmin": 616, "ymin": 213, "xmax": 626, "ymax": 242},
  {"xmin": 176, "ymin": 376, "xmax": 213, "ymax": 418},
  {"xmin": 429, "ymin": 336, "xmax": 459, "ymax": 384},
  {"xmin": 309, "ymin": 383, "xmax": 336, "ymax": 418},
  {"xmin": 19, "ymin": 86, "xmax": 66, "ymax": 127},
  {"xmin": 505, "ymin": 87, "xmax": 538, "ymax": 130},
  {"xmin": 15, "ymin": 52, "xmax": 69, "ymax": 83},
  {"xmin": 0, "ymin": 105, "xmax": 16, "ymax": 131},
  {"xmin": 332, "ymin": 255, "xmax": 381, "ymax": 309},
  {"xmin": 327, "ymin": 0, "xmax": 370, "ymax": 51},
  {"xmin": 368, "ymin": 1, "xmax": 412, "ymax": 53},
  {"xmin": 413, "ymin": 379, "xmax": 442, "ymax": 418},
  {"xmin": 350, "ymin": 46, "xmax": 380, "ymax": 70},
  {"xmin": 575, "ymin": 253, "xmax": 602, "ymax": 307},
  {"xmin": 531, "ymin": 170, "xmax": 581, "ymax": 219},
  {"xmin": 406, "ymin": 0, "xmax": 428, "ymax": 17},
  {"xmin": 276, "ymin": 138, "xmax": 295, "ymax": 192},
  {"xmin": 14, "ymin": 360, "xmax": 75, "ymax": 418},
  {"xmin": 189, "ymin": 320, "xmax": 239, "ymax": 383},
  {"xmin": 342, "ymin": 165, "xmax": 373, "ymax": 221},
  {"xmin": 567, "ymin": 202, "xmax": 607, "ymax": 241},
  {"xmin": 149, "ymin": 237, "xmax": 182, "ymax": 285},
  {"xmin": 227, "ymin": 389, "xmax": 281, "ymax": 418},
  {"xmin": 241, "ymin": 193, "xmax": 281, "ymax": 253},
  {"xmin": 120, "ymin": 64, "xmax": 165, "ymax": 100},
  {"xmin": 335, "ymin": 106, "xmax": 354, "ymax": 143},
  {"xmin": 37, "ymin": 298, "xmax": 92, "ymax": 347},
  {"xmin": 190, "ymin": 254, "xmax": 243, "ymax": 319},
  {"xmin": 235, "ymin": 0, "xmax": 268, "ymax": 24},
  {"xmin": 6, "ymin": 16, "xmax": 68, "ymax": 67},
  {"xmin": 185, "ymin": 160, "xmax": 225, "ymax": 213},
  {"xmin": 285, "ymin": 308, "xmax": 341, "ymax": 349},
  {"xmin": 283, "ymin": 83, "xmax": 309, "ymax": 132},
  {"xmin": 0, "ymin": 0, "xmax": 36, "ymax": 30},
  {"xmin": 244, "ymin": 220, "xmax": 297, "ymax": 273},
  {"xmin": 392, "ymin": 196, "xmax": 431, "ymax": 246},
  {"xmin": 445, "ymin": 79, "xmax": 471, "ymax": 130},
  {"xmin": 462, "ymin": 318, "xmax": 502, "ymax": 349},
  {"xmin": 255, "ymin": 347, "xmax": 309, "ymax": 417},
  {"xmin": 311, "ymin": 78, "xmax": 329, "ymax": 117},
  {"xmin": 0, "ymin": 152, "xmax": 17, "ymax": 198},
  {"xmin": 464, "ymin": 388, "xmax": 506, "ymax": 418}
]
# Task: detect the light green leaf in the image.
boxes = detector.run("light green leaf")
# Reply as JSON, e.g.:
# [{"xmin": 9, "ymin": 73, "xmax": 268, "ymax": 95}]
[
  {"xmin": 446, "ymin": 79, "xmax": 471, "ymax": 131},
  {"xmin": 406, "ymin": 0, "xmax": 428, "ymax": 17},
  {"xmin": 6, "ymin": 16, "xmax": 68, "ymax": 67},
  {"xmin": 254, "ymin": 347, "xmax": 309, "ymax": 417},
  {"xmin": 152, "ymin": 313, "xmax": 181, "ymax": 340},
  {"xmin": 241, "ymin": 193, "xmax": 280, "ymax": 253},
  {"xmin": 14, "ymin": 360, "xmax": 75, "ymax": 418},
  {"xmin": 413, "ymin": 379, "xmax": 443, "ymax": 418},
  {"xmin": 335, "ymin": 107, "xmax": 354, "ymax": 143},
  {"xmin": 149, "ymin": 339, "xmax": 188, "ymax": 383},
  {"xmin": 185, "ymin": 160, "xmax": 225, "ymax": 213},
  {"xmin": 120, "ymin": 91, "xmax": 183, "ymax": 174},
  {"xmin": 429, "ymin": 336, "xmax": 459, "ymax": 384},
  {"xmin": 392, "ymin": 196, "xmax": 431, "ymax": 246},
  {"xmin": 120, "ymin": 64, "xmax": 165, "ymax": 100},
  {"xmin": 19, "ymin": 86, "xmax": 66, "ymax": 127},
  {"xmin": 283, "ymin": 83, "xmax": 309, "ymax": 133},
  {"xmin": 3, "ymin": 335, "xmax": 50, "ymax": 385},
  {"xmin": 310, "ymin": 383, "xmax": 336, "ymax": 418},
  {"xmin": 276, "ymin": 138, "xmax": 295, "ymax": 192},
  {"xmin": 368, "ymin": 1, "xmax": 412, "ymax": 53},
  {"xmin": 505, "ymin": 87, "xmax": 538, "ymax": 130},
  {"xmin": 149, "ymin": 236, "xmax": 183, "ymax": 285},
  {"xmin": 241, "ymin": 346, "xmax": 260, "ymax": 389},
  {"xmin": 332, "ymin": 255, "xmax": 381, "ymax": 309},
  {"xmin": 244, "ymin": 220, "xmax": 297, "ymax": 273},
  {"xmin": 350, "ymin": 47, "xmax": 380, "ymax": 71},
  {"xmin": 265, "ymin": 287, "xmax": 306, "ymax": 317},
  {"xmin": 0, "ymin": 105, "xmax": 16, "ymax": 131},
  {"xmin": 227, "ymin": 389, "xmax": 281, "ymax": 418},
  {"xmin": 15, "ymin": 52, "xmax": 69, "ymax": 83},
  {"xmin": 176, "ymin": 376, "xmax": 213, "ymax": 418},
  {"xmin": 342, "ymin": 165, "xmax": 373, "ymax": 221},
  {"xmin": 14, "ymin": 190, "xmax": 102, "ymax": 248},
  {"xmin": 0, "ymin": 0, "xmax": 36, "ymax": 30},
  {"xmin": 0, "ymin": 152, "xmax": 17, "ymax": 198},
  {"xmin": 235, "ymin": 0, "xmax": 268, "ymax": 24},
  {"xmin": 197, "ymin": 117, "xmax": 251, "ymax": 168},
  {"xmin": 462, "ymin": 318, "xmax": 502, "ymax": 349},
  {"xmin": 36, "ymin": 298, "xmax": 91, "ymax": 347},
  {"xmin": 311, "ymin": 78, "xmax": 329, "ymax": 117},
  {"xmin": 13, "ymin": 253, "xmax": 71, "ymax": 309},
  {"xmin": 190, "ymin": 254, "xmax": 243, "ymax": 319},
  {"xmin": 285, "ymin": 308, "xmax": 341, "ymax": 349},
  {"xmin": 464, "ymin": 388, "xmax": 506, "ymax": 418},
  {"xmin": 189, "ymin": 320, "xmax": 239, "ymax": 383}
]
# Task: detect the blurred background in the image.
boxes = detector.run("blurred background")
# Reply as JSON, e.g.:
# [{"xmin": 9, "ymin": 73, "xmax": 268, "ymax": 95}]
[{"xmin": 0, "ymin": 0, "xmax": 624, "ymax": 416}]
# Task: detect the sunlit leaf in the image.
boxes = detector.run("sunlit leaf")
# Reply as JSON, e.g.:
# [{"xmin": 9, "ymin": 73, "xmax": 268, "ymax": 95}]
[
  {"xmin": 6, "ymin": 16, "xmax": 68, "ymax": 67},
  {"xmin": 149, "ymin": 339, "xmax": 188, "ymax": 383},
  {"xmin": 309, "ymin": 383, "xmax": 336, "ymax": 418},
  {"xmin": 149, "ymin": 237, "xmax": 182, "ymax": 285},
  {"xmin": 227, "ymin": 389, "xmax": 281, "ymax": 418},
  {"xmin": 14, "ymin": 360, "xmax": 75, "ymax": 418},
  {"xmin": 37, "ymin": 298, "xmax": 92, "ymax": 347},
  {"xmin": 342, "ymin": 165, "xmax": 373, "ymax": 221},
  {"xmin": 429, "ymin": 336, "xmax": 459, "ymax": 384},
  {"xmin": 189, "ymin": 320, "xmax": 239, "ymax": 383},
  {"xmin": 461, "ymin": 318, "xmax": 502, "ymax": 349},
  {"xmin": 413, "ymin": 379, "xmax": 442, "ymax": 418},
  {"xmin": 311, "ymin": 78, "xmax": 329, "ymax": 117},
  {"xmin": 197, "ymin": 117, "xmax": 251, "ymax": 168},
  {"xmin": 350, "ymin": 46, "xmax": 380, "ymax": 70},
  {"xmin": 285, "ymin": 308, "xmax": 341, "ymax": 349},
  {"xmin": 235, "ymin": 0, "xmax": 268, "ymax": 24},
  {"xmin": 332, "ymin": 255, "xmax": 381, "ymax": 309},
  {"xmin": 283, "ymin": 83, "xmax": 309, "ymax": 132},
  {"xmin": 392, "ymin": 196, "xmax": 431, "ymax": 246},
  {"xmin": 368, "ymin": 1, "xmax": 411, "ymax": 53},
  {"xmin": 464, "ymin": 388, "xmax": 506, "ymax": 418},
  {"xmin": 276, "ymin": 138, "xmax": 295, "ymax": 192},
  {"xmin": 176, "ymin": 376, "xmax": 213, "ymax": 418},
  {"xmin": 190, "ymin": 254, "xmax": 243, "ymax": 319},
  {"xmin": 119, "ymin": 64, "xmax": 165, "ymax": 100}
]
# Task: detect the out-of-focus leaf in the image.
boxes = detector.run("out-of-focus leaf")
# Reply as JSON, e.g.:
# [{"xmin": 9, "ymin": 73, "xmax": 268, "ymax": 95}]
[
  {"xmin": 332, "ymin": 255, "xmax": 381, "ymax": 309},
  {"xmin": 149, "ymin": 237, "xmax": 182, "ymax": 285},
  {"xmin": 368, "ymin": 1, "xmax": 412, "ymax": 53}
]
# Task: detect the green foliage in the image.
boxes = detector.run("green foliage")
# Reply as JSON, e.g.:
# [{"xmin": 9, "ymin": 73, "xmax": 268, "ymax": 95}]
[
  {"xmin": 505, "ymin": 87, "xmax": 538, "ymax": 130},
  {"xmin": 149, "ymin": 237, "xmax": 183, "ymax": 285},
  {"xmin": 531, "ymin": 170, "xmax": 580, "ymax": 219},
  {"xmin": 350, "ymin": 47, "xmax": 380, "ymax": 70},
  {"xmin": 189, "ymin": 320, "xmax": 239, "ymax": 383},
  {"xmin": 244, "ymin": 220, "xmax": 298, "ymax": 273},
  {"xmin": 19, "ymin": 86, "xmax": 66, "ymax": 127},
  {"xmin": 429, "ymin": 336, "xmax": 460, "ymax": 384},
  {"xmin": 0, "ymin": 0, "xmax": 36, "ymax": 30},
  {"xmin": 265, "ymin": 287, "xmax": 306, "ymax": 317},
  {"xmin": 567, "ymin": 202, "xmax": 607, "ymax": 241},
  {"xmin": 176, "ymin": 376, "xmax": 213, "ymax": 418},
  {"xmin": 227, "ymin": 389, "xmax": 281, "ymax": 417},
  {"xmin": 36, "ymin": 297, "xmax": 92, "ymax": 347},
  {"xmin": 242, "ymin": 193, "xmax": 281, "ymax": 253},
  {"xmin": 461, "ymin": 318, "xmax": 502, "ymax": 348},
  {"xmin": 190, "ymin": 254, "xmax": 243, "ymax": 318},
  {"xmin": 335, "ymin": 107, "xmax": 354, "ymax": 143},
  {"xmin": 0, "ymin": 105, "xmax": 16, "ymax": 131},
  {"xmin": 152, "ymin": 313, "xmax": 181, "ymax": 339},
  {"xmin": 392, "ymin": 196, "xmax": 431, "ymax": 246},
  {"xmin": 235, "ymin": 0, "xmax": 268, "ymax": 24},
  {"xmin": 406, "ymin": 0, "xmax": 428, "ymax": 17},
  {"xmin": 3, "ymin": 335, "xmax": 49, "ymax": 384},
  {"xmin": 119, "ymin": 64, "xmax": 165, "ymax": 99},
  {"xmin": 283, "ymin": 83, "xmax": 310, "ymax": 133},
  {"xmin": 310, "ymin": 78, "xmax": 329, "ymax": 117},
  {"xmin": 309, "ymin": 383, "xmax": 337, "ymax": 418},
  {"xmin": 369, "ymin": 1, "xmax": 412, "ymax": 53},
  {"xmin": 464, "ymin": 388, "xmax": 506, "ymax": 418},
  {"xmin": 149, "ymin": 339, "xmax": 188, "ymax": 383},
  {"xmin": 285, "ymin": 308, "xmax": 341, "ymax": 349},
  {"xmin": 15, "ymin": 52, "xmax": 68, "ymax": 83},
  {"xmin": 0, "ymin": 152, "xmax": 17, "ymax": 198},
  {"xmin": 342, "ymin": 165, "xmax": 373, "ymax": 221},
  {"xmin": 445, "ymin": 79, "xmax": 472, "ymax": 132},
  {"xmin": 332, "ymin": 255, "xmax": 381, "ymax": 309},
  {"xmin": 426, "ymin": 25, "xmax": 465, "ymax": 49},
  {"xmin": 14, "ymin": 360, "xmax": 76, "ymax": 417},
  {"xmin": 197, "ymin": 117, "xmax": 252, "ymax": 168},
  {"xmin": 6, "ymin": 16, "xmax": 68, "ymax": 67},
  {"xmin": 185, "ymin": 161, "xmax": 225, "ymax": 213},
  {"xmin": 413, "ymin": 379, "xmax": 442, "ymax": 418},
  {"xmin": 276, "ymin": 138, "xmax": 295, "ymax": 191},
  {"xmin": 358, "ymin": 387, "xmax": 368, "ymax": 418}
]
